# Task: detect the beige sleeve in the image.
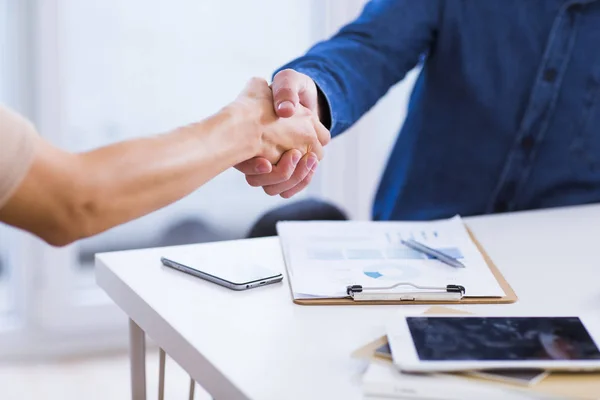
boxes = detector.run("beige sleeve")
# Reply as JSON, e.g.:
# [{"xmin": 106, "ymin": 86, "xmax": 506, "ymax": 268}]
[{"xmin": 0, "ymin": 105, "xmax": 38, "ymax": 209}]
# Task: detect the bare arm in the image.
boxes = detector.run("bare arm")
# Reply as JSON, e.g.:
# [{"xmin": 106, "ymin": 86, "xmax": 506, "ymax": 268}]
[{"xmin": 0, "ymin": 78, "xmax": 328, "ymax": 246}]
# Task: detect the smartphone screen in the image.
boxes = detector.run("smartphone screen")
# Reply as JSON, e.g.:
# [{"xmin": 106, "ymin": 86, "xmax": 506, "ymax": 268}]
[
  {"xmin": 162, "ymin": 255, "xmax": 281, "ymax": 285},
  {"xmin": 406, "ymin": 316, "xmax": 600, "ymax": 362}
]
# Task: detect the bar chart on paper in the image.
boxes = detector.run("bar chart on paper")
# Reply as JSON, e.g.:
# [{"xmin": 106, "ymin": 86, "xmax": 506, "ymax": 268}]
[
  {"xmin": 363, "ymin": 264, "xmax": 421, "ymax": 280},
  {"xmin": 276, "ymin": 216, "xmax": 506, "ymax": 299}
]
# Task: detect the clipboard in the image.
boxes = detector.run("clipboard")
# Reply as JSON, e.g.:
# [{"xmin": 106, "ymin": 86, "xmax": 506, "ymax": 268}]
[{"xmin": 281, "ymin": 225, "xmax": 518, "ymax": 306}]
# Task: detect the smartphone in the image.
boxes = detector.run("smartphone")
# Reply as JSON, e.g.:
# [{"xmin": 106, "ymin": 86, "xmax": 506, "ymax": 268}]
[
  {"xmin": 387, "ymin": 314, "xmax": 600, "ymax": 373},
  {"xmin": 160, "ymin": 256, "xmax": 283, "ymax": 290}
]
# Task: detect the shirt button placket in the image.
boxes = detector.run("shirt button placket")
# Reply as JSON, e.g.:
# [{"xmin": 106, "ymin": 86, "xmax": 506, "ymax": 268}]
[
  {"xmin": 493, "ymin": 180, "xmax": 517, "ymax": 213},
  {"xmin": 488, "ymin": 5, "xmax": 578, "ymax": 215},
  {"xmin": 542, "ymin": 68, "xmax": 558, "ymax": 83},
  {"xmin": 520, "ymin": 135, "xmax": 535, "ymax": 155}
]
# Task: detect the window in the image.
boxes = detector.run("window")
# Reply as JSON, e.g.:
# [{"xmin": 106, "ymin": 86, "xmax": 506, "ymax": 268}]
[
  {"xmin": 0, "ymin": 0, "xmax": 8, "ymax": 100},
  {"xmin": 0, "ymin": 226, "xmax": 26, "ymax": 334},
  {"xmin": 19, "ymin": 0, "xmax": 335, "ymax": 346},
  {"xmin": 0, "ymin": 0, "xmax": 8, "ymax": 320},
  {"xmin": 0, "ymin": 0, "xmax": 29, "ymax": 330},
  {"xmin": 60, "ymin": 0, "xmax": 320, "ymax": 277},
  {"xmin": 0, "ymin": 235, "xmax": 10, "ymax": 318}
]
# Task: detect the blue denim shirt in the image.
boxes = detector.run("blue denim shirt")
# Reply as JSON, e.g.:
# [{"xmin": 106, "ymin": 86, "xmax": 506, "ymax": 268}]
[{"xmin": 279, "ymin": 0, "xmax": 600, "ymax": 220}]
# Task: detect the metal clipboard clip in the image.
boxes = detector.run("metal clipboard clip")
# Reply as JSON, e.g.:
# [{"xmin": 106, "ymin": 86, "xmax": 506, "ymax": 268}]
[{"xmin": 346, "ymin": 282, "xmax": 466, "ymax": 302}]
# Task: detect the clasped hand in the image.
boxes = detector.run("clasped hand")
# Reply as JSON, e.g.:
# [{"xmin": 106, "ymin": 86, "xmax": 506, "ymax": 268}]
[{"xmin": 231, "ymin": 72, "xmax": 328, "ymax": 198}]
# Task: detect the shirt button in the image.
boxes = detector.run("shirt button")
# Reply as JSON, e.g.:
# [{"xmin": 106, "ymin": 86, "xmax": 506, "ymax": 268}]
[
  {"xmin": 568, "ymin": 5, "xmax": 582, "ymax": 24},
  {"xmin": 494, "ymin": 200, "xmax": 509, "ymax": 213},
  {"xmin": 504, "ymin": 181, "xmax": 517, "ymax": 199},
  {"xmin": 520, "ymin": 135, "xmax": 535, "ymax": 152},
  {"xmin": 543, "ymin": 68, "xmax": 557, "ymax": 83}
]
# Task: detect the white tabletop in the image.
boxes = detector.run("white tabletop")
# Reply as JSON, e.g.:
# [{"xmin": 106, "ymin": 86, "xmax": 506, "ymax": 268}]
[{"xmin": 96, "ymin": 204, "xmax": 600, "ymax": 400}]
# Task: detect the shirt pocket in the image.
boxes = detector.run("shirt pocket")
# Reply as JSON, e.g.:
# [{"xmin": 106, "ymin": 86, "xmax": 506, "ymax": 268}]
[{"xmin": 570, "ymin": 73, "xmax": 600, "ymax": 174}]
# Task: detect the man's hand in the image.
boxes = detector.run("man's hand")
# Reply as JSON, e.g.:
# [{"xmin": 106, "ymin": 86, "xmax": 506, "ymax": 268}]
[
  {"xmin": 229, "ymin": 77, "xmax": 328, "ymax": 164},
  {"xmin": 272, "ymin": 69, "xmax": 320, "ymax": 118},
  {"xmin": 235, "ymin": 69, "xmax": 328, "ymax": 197}
]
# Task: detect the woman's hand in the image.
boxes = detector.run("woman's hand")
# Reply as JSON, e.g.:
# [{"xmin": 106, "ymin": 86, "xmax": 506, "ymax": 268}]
[{"xmin": 226, "ymin": 77, "xmax": 330, "ymax": 164}]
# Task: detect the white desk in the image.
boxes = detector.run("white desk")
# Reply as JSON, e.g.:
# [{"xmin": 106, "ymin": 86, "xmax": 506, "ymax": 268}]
[{"xmin": 96, "ymin": 204, "xmax": 600, "ymax": 400}]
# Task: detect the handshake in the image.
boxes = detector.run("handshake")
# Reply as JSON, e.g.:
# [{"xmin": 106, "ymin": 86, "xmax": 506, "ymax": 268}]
[
  {"xmin": 226, "ymin": 70, "xmax": 329, "ymax": 198},
  {"xmin": 0, "ymin": 68, "xmax": 327, "ymax": 246}
]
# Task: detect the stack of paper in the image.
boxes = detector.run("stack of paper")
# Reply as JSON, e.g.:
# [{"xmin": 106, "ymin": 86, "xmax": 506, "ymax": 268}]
[
  {"xmin": 362, "ymin": 361, "xmax": 551, "ymax": 400},
  {"xmin": 359, "ymin": 340, "xmax": 552, "ymax": 399},
  {"xmin": 353, "ymin": 307, "xmax": 600, "ymax": 400}
]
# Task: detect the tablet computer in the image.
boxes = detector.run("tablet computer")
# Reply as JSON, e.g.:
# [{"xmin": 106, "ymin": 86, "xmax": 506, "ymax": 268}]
[{"xmin": 387, "ymin": 314, "xmax": 600, "ymax": 372}]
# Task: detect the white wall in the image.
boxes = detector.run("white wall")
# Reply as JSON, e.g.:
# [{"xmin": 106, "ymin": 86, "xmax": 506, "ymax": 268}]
[{"xmin": 48, "ymin": 0, "xmax": 321, "ymax": 249}]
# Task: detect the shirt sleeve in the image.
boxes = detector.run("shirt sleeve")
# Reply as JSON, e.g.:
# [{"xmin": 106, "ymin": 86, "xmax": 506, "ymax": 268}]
[
  {"xmin": 275, "ymin": 0, "xmax": 442, "ymax": 137},
  {"xmin": 0, "ymin": 105, "xmax": 38, "ymax": 209}
]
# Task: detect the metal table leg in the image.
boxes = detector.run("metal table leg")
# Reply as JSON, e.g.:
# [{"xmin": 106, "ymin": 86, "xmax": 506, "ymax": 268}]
[{"xmin": 129, "ymin": 319, "xmax": 147, "ymax": 400}]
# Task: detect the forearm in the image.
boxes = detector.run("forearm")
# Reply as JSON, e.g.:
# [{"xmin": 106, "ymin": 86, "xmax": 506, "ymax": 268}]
[
  {"xmin": 75, "ymin": 109, "xmax": 254, "ymax": 234},
  {"xmin": 0, "ymin": 109, "xmax": 255, "ymax": 245}
]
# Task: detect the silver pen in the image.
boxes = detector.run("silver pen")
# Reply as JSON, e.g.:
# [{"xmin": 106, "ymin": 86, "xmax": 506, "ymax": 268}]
[{"xmin": 401, "ymin": 239, "xmax": 466, "ymax": 268}]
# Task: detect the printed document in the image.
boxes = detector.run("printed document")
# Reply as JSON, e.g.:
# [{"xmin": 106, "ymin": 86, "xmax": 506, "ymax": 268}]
[{"xmin": 276, "ymin": 216, "xmax": 505, "ymax": 299}]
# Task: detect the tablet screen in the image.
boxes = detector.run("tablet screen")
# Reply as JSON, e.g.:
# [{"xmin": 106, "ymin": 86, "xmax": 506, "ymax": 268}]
[{"xmin": 406, "ymin": 316, "xmax": 600, "ymax": 361}]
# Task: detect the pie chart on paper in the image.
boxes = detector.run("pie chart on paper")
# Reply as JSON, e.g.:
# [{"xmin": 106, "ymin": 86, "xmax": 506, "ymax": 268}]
[{"xmin": 362, "ymin": 264, "xmax": 420, "ymax": 280}]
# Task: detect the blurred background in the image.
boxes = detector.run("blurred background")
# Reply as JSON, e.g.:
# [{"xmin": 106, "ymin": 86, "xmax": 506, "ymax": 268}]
[{"xmin": 0, "ymin": 0, "xmax": 417, "ymax": 397}]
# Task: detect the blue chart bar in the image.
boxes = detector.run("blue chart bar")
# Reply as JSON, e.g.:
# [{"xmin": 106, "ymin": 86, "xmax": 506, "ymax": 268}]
[{"xmin": 385, "ymin": 248, "xmax": 426, "ymax": 260}]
